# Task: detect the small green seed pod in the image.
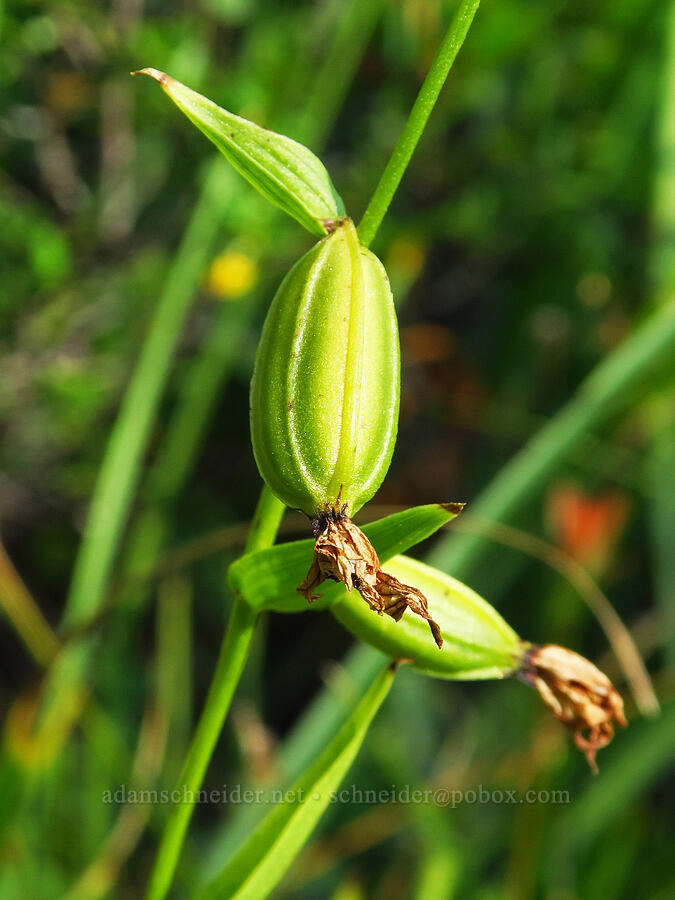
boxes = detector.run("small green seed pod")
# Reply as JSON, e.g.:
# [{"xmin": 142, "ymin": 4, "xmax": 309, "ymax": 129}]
[
  {"xmin": 331, "ymin": 554, "xmax": 523, "ymax": 679},
  {"xmin": 250, "ymin": 218, "xmax": 399, "ymax": 516}
]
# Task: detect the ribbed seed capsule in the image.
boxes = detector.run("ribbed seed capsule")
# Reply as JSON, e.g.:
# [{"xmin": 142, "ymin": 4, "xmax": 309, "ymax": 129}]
[{"xmin": 250, "ymin": 218, "xmax": 399, "ymax": 516}]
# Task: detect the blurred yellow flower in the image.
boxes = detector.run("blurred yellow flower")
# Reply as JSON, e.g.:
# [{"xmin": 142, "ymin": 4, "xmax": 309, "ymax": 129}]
[{"xmin": 204, "ymin": 249, "xmax": 258, "ymax": 299}]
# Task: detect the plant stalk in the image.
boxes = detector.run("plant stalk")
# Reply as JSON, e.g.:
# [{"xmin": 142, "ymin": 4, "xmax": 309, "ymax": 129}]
[
  {"xmin": 146, "ymin": 487, "xmax": 283, "ymax": 900},
  {"xmin": 148, "ymin": 4, "xmax": 482, "ymax": 892},
  {"xmin": 357, "ymin": 0, "xmax": 480, "ymax": 248}
]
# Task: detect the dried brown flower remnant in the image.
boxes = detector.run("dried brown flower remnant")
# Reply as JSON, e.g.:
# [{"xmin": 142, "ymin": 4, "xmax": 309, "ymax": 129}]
[
  {"xmin": 520, "ymin": 644, "xmax": 627, "ymax": 773},
  {"xmin": 298, "ymin": 505, "xmax": 443, "ymax": 649}
]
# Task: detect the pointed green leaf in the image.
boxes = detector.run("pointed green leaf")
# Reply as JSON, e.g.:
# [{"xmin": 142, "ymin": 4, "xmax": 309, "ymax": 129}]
[
  {"xmin": 332, "ymin": 554, "xmax": 522, "ymax": 680},
  {"xmin": 195, "ymin": 663, "xmax": 394, "ymax": 900},
  {"xmin": 229, "ymin": 502, "xmax": 465, "ymax": 613},
  {"xmin": 134, "ymin": 69, "xmax": 344, "ymax": 235}
]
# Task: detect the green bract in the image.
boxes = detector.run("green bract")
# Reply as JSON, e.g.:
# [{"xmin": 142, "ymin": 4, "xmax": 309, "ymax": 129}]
[
  {"xmin": 133, "ymin": 69, "xmax": 344, "ymax": 235},
  {"xmin": 229, "ymin": 504, "xmax": 464, "ymax": 613},
  {"xmin": 250, "ymin": 218, "xmax": 400, "ymax": 516}
]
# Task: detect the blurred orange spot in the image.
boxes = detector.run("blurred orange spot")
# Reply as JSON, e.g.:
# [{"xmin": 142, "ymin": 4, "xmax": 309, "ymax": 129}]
[
  {"xmin": 401, "ymin": 324, "xmax": 453, "ymax": 363},
  {"xmin": 546, "ymin": 481, "xmax": 629, "ymax": 573},
  {"xmin": 44, "ymin": 71, "xmax": 91, "ymax": 117}
]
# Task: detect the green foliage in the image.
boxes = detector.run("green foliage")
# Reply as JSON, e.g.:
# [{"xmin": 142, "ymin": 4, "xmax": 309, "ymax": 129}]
[
  {"xmin": 196, "ymin": 663, "xmax": 394, "ymax": 899},
  {"xmin": 135, "ymin": 68, "xmax": 344, "ymax": 235},
  {"xmin": 1, "ymin": 0, "xmax": 673, "ymax": 898}
]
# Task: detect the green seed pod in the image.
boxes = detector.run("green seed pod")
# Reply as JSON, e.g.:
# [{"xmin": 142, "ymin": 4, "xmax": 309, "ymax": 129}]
[
  {"xmin": 331, "ymin": 554, "xmax": 523, "ymax": 679},
  {"xmin": 250, "ymin": 218, "xmax": 399, "ymax": 516}
]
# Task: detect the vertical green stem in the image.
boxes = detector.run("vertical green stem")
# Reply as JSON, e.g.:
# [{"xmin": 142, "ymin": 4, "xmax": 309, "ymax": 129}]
[
  {"xmin": 357, "ymin": 0, "xmax": 480, "ymax": 248},
  {"xmin": 146, "ymin": 487, "xmax": 283, "ymax": 900},
  {"xmin": 148, "ymin": 3, "xmax": 482, "ymax": 893}
]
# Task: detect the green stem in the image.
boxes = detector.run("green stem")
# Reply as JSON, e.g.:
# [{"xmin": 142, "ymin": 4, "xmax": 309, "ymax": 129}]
[
  {"xmin": 357, "ymin": 0, "xmax": 480, "ymax": 248},
  {"xmin": 149, "ymin": 6, "xmax": 478, "ymax": 891},
  {"xmin": 146, "ymin": 487, "xmax": 283, "ymax": 900}
]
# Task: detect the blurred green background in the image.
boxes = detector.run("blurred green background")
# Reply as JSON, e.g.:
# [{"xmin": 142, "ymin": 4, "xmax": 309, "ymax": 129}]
[{"xmin": 1, "ymin": 0, "xmax": 674, "ymax": 897}]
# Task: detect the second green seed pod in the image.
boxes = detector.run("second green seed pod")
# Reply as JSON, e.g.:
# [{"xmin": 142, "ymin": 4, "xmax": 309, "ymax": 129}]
[{"xmin": 250, "ymin": 218, "xmax": 400, "ymax": 516}]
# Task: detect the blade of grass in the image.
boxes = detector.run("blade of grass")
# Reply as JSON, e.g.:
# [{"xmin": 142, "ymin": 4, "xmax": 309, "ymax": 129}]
[
  {"xmin": 427, "ymin": 297, "xmax": 675, "ymax": 579},
  {"xmin": 145, "ymin": 487, "xmax": 284, "ymax": 900},
  {"xmin": 647, "ymin": 422, "xmax": 675, "ymax": 666},
  {"xmin": 0, "ymin": 540, "xmax": 60, "ymax": 666},
  {"xmin": 648, "ymin": 0, "xmax": 675, "ymax": 667},
  {"xmin": 195, "ymin": 662, "xmax": 395, "ymax": 900}
]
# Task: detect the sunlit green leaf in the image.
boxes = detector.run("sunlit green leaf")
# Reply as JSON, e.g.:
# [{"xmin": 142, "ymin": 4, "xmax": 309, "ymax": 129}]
[{"xmin": 134, "ymin": 68, "xmax": 344, "ymax": 235}]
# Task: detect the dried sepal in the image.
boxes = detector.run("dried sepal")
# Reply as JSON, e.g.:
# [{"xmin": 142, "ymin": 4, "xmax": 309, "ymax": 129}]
[
  {"xmin": 520, "ymin": 643, "xmax": 627, "ymax": 772},
  {"xmin": 298, "ymin": 506, "xmax": 443, "ymax": 649}
]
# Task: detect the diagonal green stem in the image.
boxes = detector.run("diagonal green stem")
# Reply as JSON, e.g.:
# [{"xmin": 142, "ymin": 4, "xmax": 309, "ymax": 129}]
[
  {"xmin": 63, "ymin": 159, "xmax": 234, "ymax": 629},
  {"xmin": 23, "ymin": 160, "xmax": 236, "ymax": 755},
  {"xmin": 146, "ymin": 487, "xmax": 283, "ymax": 900},
  {"xmin": 426, "ymin": 297, "xmax": 675, "ymax": 576},
  {"xmin": 357, "ymin": 0, "xmax": 480, "ymax": 248}
]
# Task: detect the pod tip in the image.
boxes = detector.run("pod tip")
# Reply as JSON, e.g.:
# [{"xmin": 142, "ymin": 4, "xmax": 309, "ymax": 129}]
[
  {"xmin": 131, "ymin": 67, "xmax": 169, "ymax": 86},
  {"xmin": 440, "ymin": 501, "xmax": 466, "ymax": 515}
]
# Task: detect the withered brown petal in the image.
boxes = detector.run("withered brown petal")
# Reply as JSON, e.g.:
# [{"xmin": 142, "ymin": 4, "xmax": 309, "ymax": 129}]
[
  {"xmin": 374, "ymin": 570, "xmax": 443, "ymax": 649},
  {"xmin": 521, "ymin": 643, "xmax": 627, "ymax": 773},
  {"xmin": 297, "ymin": 555, "xmax": 325, "ymax": 603},
  {"xmin": 297, "ymin": 511, "xmax": 443, "ymax": 648}
]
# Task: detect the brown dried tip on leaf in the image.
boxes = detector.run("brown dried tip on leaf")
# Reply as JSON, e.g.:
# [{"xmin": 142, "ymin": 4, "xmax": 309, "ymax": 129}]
[
  {"xmin": 298, "ymin": 505, "xmax": 443, "ymax": 649},
  {"xmin": 520, "ymin": 644, "xmax": 627, "ymax": 773}
]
